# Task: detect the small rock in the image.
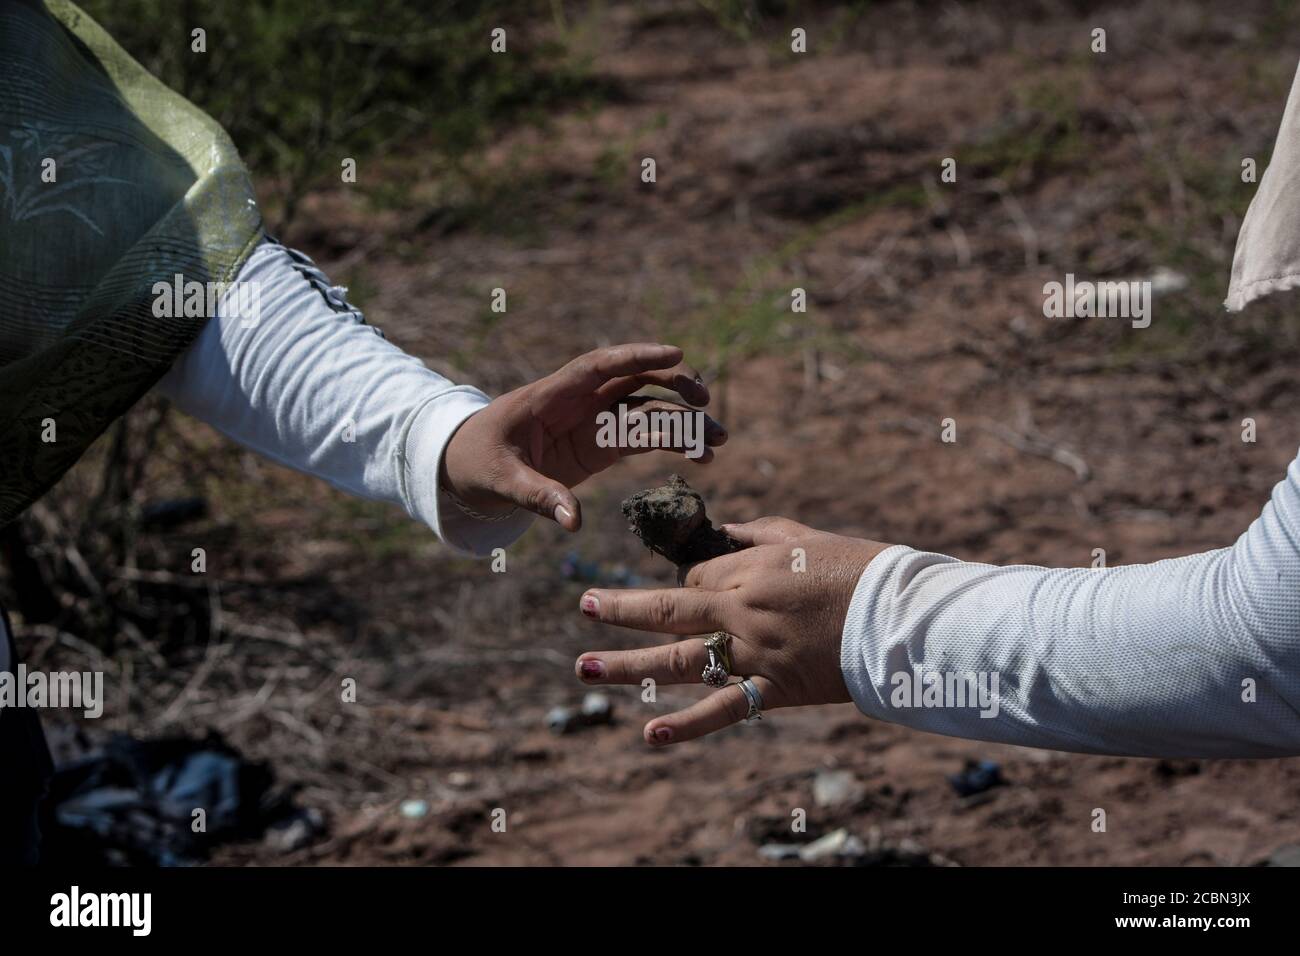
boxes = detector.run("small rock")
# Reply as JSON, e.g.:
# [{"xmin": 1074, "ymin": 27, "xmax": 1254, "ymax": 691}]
[
  {"xmin": 547, "ymin": 693, "xmax": 615, "ymax": 735},
  {"xmin": 546, "ymin": 706, "xmax": 575, "ymax": 734},
  {"xmin": 947, "ymin": 759, "xmax": 1005, "ymax": 797},
  {"xmin": 399, "ymin": 799, "xmax": 429, "ymax": 819},
  {"xmin": 757, "ymin": 842, "xmax": 804, "ymax": 862},
  {"xmin": 813, "ymin": 769, "xmax": 866, "ymax": 808},
  {"xmin": 799, "ymin": 827, "xmax": 866, "ymax": 862},
  {"xmin": 264, "ymin": 807, "xmax": 325, "ymax": 853}
]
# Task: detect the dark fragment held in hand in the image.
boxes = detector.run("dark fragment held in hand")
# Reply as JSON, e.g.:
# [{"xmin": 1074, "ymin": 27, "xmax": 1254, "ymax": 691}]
[{"xmin": 621, "ymin": 475, "xmax": 740, "ymax": 566}]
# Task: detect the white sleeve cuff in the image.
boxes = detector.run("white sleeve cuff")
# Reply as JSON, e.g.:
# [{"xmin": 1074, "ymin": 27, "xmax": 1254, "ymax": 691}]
[
  {"xmin": 397, "ymin": 387, "xmax": 536, "ymax": 557},
  {"xmin": 839, "ymin": 544, "xmax": 921, "ymax": 721}
]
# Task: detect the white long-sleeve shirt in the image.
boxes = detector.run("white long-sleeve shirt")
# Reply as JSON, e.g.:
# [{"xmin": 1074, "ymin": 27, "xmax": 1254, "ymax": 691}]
[
  {"xmin": 154, "ymin": 238, "xmax": 535, "ymax": 556},
  {"xmin": 840, "ymin": 449, "xmax": 1300, "ymax": 757},
  {"xmin": 0, "ymin": 238, "xmax": 533, "ymax": 676},
  {"xmin": 839, "ymin": 59, "xmax": 1300, "ymax": 760}
]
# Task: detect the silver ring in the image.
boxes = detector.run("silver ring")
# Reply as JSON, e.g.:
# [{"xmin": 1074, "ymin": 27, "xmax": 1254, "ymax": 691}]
[
  {"xmin": 738, "ymin": 678, "xmax": 764, "ymax": 722},
  {"xmin": 701, "ymin": 632, "xmax": 733, "ymax": 688}
]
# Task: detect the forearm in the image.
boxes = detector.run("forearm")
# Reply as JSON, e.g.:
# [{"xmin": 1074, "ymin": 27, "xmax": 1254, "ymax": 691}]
[
  {"xmin": 154, "ymin": 239, "xmax": 534, "ymax": 556},
  {"xmin": 841, "ymin": 455, "xmax": 1300, "ymax": 757}
]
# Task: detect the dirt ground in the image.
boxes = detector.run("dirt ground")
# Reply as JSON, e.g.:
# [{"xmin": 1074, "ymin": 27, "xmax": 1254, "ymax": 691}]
[{"xmin": 20, "ymin": 0, "xmax": 1300, "ymax": 866}]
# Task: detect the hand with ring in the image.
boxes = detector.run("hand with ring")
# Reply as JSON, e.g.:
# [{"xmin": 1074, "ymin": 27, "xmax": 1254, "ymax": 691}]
[{"xmin": 574, "ymin": 516, "xmax": 891, "ymax": 746}]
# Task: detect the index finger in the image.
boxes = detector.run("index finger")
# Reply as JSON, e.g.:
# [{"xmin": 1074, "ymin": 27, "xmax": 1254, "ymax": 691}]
[
  {"xmin": 594, "ymin": 363, "xmax": 710, "ymax": 407},
  {"xmin": 580, "ymin": 586, "xmax": 730, "ymax": 635},
  {"xmin": 542, "ymin": 344, "xmax": 684, "ymax": 401}
]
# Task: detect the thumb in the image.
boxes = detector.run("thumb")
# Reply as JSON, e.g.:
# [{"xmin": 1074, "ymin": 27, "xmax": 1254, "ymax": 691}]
[{"xmin": 502, "ymin": 461, "xmax": 582, "ymax": 531}]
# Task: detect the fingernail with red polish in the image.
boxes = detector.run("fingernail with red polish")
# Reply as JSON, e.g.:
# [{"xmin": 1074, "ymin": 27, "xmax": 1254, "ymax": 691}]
[
  {"xmin": 649, "ymin": 726, "xmax": 673, "ymax": 745},
  {"xmin": 580, "ymin": 593, "xmax": 600, "ymax": 618},
  {"xmin": 579, "ymin": 659, "xmax": 604, "ymax": 680}
]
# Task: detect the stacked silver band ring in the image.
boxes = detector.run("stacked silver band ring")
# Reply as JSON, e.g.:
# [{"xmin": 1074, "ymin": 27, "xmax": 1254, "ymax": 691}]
[{"xmin": 738, "ymin": 678, "xmax": 764, "ymax": 722}]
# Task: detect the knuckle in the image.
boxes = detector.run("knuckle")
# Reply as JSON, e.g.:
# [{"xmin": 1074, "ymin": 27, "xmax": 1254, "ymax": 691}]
[
  {"xmin": 649, "ymin": 592, "xmax": 677, "ymax": 628},
  {"xmin": 699, "ymin": 589, "xmax": 721, "ymax": 620},
  {"xmin": 567, "ymin": 354, "xmax": 594, "ymax": 380},
  {"xmin": 525, "ymin": 485, "xmax": 550, "ymax": 512},
  {"xmin": 667, "ymin": 644, "xmax": 692, "ymax": 681}
]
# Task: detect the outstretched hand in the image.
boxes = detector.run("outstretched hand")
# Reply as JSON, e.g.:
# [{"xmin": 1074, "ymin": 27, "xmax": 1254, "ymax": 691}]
[
  {"xmin": 440, "ymin": 344, "xmax": 725, "ymax": 530},
  {"xmin": 574, "ymin": 517, "xmax": 891, "ymax": 746}
]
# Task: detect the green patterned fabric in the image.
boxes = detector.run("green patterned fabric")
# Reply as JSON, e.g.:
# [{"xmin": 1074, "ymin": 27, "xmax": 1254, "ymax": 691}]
[{"xmin": 0, "ymin": 0, "xmax": 263, "ymax": 525}]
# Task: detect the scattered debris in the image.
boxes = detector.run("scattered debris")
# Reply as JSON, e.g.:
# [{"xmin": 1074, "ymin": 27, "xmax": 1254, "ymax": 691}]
[
  {"xmin": 40, "ymin": 730, "xmax": 301, "ymax": 866},
  {"xmin": 581, "ymin": 692, "xmax": 612, "ymax": 720},
  {"xmin": 800, "ymin": 827, "xmax": 867, "ymax": 862},
  {"xmin": 758, "ymin": 827, "xmax": 954, "ymax": 866},
  {"xmin": 264, "ymin": 807, "xmax": 325, "ymax": 853},
  {"xmin": 399, "ymin": 799, "xmax": 430, "ymax": 820},
  {"xmin": 947, "ymin": 759, "xmax": 1006, "ymax": 798},
  {"xmin": 813, "ymin": 769, "xmax": 867, "ymax": 808},
  {"xmin": 546, "ymin": 692, "xmax": 615, "ymax": 735},
  {"xmin": 757, "ymin": 842, "xmax": 804, "ymax": 862},
  {"xmin": 560, "ymin": 551, "xmax": 645, "ymax": 587}
]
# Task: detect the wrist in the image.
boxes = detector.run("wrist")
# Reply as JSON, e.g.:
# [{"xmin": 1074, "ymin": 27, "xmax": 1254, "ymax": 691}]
[{"xmin": 441, "ymin": 422, "xmax": 516, "ymax": 517}]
